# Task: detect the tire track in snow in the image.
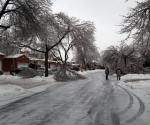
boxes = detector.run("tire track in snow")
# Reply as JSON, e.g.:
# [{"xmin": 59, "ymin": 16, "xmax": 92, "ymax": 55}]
[
  {"xmin": 116, "ymin": 85, "xmax": 145, "ymax": 125},
  {"xmin": 117, "ymin": 85, "xmax": 134, "ymax": 115}
]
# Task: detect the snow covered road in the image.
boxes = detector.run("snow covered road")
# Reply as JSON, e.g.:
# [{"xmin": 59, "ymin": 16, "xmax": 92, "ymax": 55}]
[
  {"xmin": 0, "ymin": 71, "xmax": 120, "ymax": 125},
  {"xmin": 0, "ymin": 71, "xmax": 149, "ymax": 125}
]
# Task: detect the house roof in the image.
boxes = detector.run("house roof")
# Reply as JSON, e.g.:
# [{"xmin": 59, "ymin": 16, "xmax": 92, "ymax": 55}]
[
  {"xmin": 5, "ymin": 54, "xmax": 29, "ymax": 59},
  {"xmin": 29, "ymin": 57, "xmax": 41, "ymax": 61},
  {"xmin": 0, "ymin": 52, "xmax": 5, "ymax": 55},
  {"xmin": 72, "ymin": 64, "xmax": 80, "ymax": 66},
  {"xmin": 29, "ymin": 57, "xmax": 57, "ymax": 63}
]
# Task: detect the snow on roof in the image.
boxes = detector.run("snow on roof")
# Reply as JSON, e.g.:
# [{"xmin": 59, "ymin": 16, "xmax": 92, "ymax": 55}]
[
  {"xmin": 29, "ymin": 57, "xmax": 41, "ymax": 61},
  {"xmin": 6, "ymin": 54, "xmax": 28, "ymax": 59},
  {"xmin": 48, "ymin": 60, "xmax": 57, "ymax": 63},
  {"xmin": 0, "ymin": 52, "xmax": 5, "ymax": 55},
  {"xmin": 72, "ymin": 64, "xmax": 80, "ymax": 66},
  {"xmin": 39, "ymin": 59, "xmax": 57, "ymax": 62},
  {"xmin": 29, "ymin": 57, "xmax": 57, "ymax": 62}
]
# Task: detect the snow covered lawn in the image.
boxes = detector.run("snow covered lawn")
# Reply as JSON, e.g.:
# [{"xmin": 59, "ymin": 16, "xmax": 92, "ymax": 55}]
[
  {"xmin": 118, "ymin": 74, "xmax": 150, "ymax": 123},
  {"xmin": 0, "ymin": 74, "xmax": 56, "ymax": 102},
  {"xmin": 120, "ymin": 74, "xmax": 150, "ymax": 101}
]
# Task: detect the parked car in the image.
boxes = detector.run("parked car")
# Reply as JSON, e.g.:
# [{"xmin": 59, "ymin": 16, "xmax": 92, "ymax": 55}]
[
  {"xmin": 144, "ymin": 67, "xmax": 150, "ymax": 71},
  {"xmin": 37, "ymin": 67, "xmax": 53, "ymax": 75},
  {"xmin": 10, "ymin": 67, "xmax": 34, "ymax": 75},
  {"xmin": 29, "ymin": 63, "xmax": 38, "ymax": 70},
  {"xmin": 50, "ymin": 67, "xmax": 57, "ymax": 72},
  {"xmin": 71, "ymin": 64, "xmax": 80, "ymax": 71},
  {"xmin": 18, "ymin": 68, "xmax": 39, "ymax": 78}
]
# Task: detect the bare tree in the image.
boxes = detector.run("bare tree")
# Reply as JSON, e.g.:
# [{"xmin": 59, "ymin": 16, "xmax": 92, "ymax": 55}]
[
  {"xmin": 120, "ymin": 0, "xmax": 150, "ymax": 54},
  {"xmin": 74, "ymin": 43, "xmax": 100, "ymax": 71},
  {"xmin": 101, "ymin": 46, "xmax": 120, "ymax": 71},
  {"xmin": 16, "ymin": 13, "xmax": 96, "ymax": 77},
  {"xmin": 101, "ymin": 43, "xmax": 136, "ymax": 73},
  {"xmin": 15, "ymin": 12, "xmax": 75, "ymax": 77},
  {"xmin": 0, "ymin": 0, "xmax": 53, "ymax": 76},
  {"xmin": 0, "ymin": 42, "xmax": 19, "ymax": 55},
  {"xmin": 50, "ymin": 38, "xmax": 85, "ymax": 81},
  {"xmin": 118, "ymin": 42, "xmax": 134, "ymax": 69},
  {"xmin": 50, "ymin": 21, "xmax": 96, "ymax": 81},
  {"xmin": 0, "ymin": 0, "xmax": 52, "ymax": 37},
  {"xmin": 73, "ymin": 22, "xmax": 99, "ymax": 71},
  {"xmin": 129, "ymin": 50, "xmax": 145, "ymax": 73}
]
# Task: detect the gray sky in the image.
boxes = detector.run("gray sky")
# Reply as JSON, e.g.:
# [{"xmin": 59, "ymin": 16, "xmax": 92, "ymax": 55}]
[{"xmin": 51, "ymin": 0, "xmax": 142, "ymax": 51}]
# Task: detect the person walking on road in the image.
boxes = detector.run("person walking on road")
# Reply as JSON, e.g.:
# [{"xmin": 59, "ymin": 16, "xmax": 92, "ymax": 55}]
[
  {"xmin": 105, "ymin": 67, "xmax": 109, "ymax": 80},
  {"xmin": 116, "ymin": 68, "xmax": 122, "ymax": 80}
]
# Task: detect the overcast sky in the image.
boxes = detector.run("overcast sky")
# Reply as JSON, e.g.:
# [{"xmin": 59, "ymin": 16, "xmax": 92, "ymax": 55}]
[{"xmin": 51, "ymin": 0, "xmax": 142, "ymax": 51}]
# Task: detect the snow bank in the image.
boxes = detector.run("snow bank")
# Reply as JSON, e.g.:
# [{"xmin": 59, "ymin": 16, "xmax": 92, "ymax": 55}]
[
  {"xmin": 0, "ymin": 74, "xmax": 56, "ymax": 102},
  {"xmin": 78, "ymin": 69, "xmax": 104, "ymax": 75},
  {"xmin": 0, "ymin": 74, "xmax": 20, "ymax": 80},
  {"xmin": 119, "ymin": 74, "xmax": 150, "ymax": 95},
  {"xmin": 21, "ymin": 75, "xmax": 56, "ymax": 83},
  {"xmin": 119, "ymin": 74, "xmax": 150, "ymax": 124},
  {"xmin": 0, "ymin": 74, "xmax": 56, "ymax": 83},
  {"xmin": 121, "ymin": 74, "xmax": 150, "ymax": 80},
  {"xmin": 0, "ymin": 84, "xmax": 28, "ymax": 101}
]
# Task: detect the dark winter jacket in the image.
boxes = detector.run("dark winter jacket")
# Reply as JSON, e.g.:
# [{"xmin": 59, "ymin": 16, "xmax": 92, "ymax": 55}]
[
  {"xmin": 116, "ymin": 69, "xmax": 122, "ymax": 76},
  {"xmin": 105, "ymin": 67, "xmax": 109, "ymax": 74}
]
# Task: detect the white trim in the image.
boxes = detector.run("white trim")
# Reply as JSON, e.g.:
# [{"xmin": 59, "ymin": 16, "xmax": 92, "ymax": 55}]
[
  {"xmin": 18, "ymin": 62, "xmax": 28, "ymax": 68},
  {"xmin": 6, "ymin": 54, "xmax": 29, "ymax": 59}
]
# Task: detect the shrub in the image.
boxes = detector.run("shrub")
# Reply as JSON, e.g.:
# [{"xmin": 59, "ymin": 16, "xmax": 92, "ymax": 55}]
[{"xmin": 18, "ymin": 69, "xmax": 38, "ymax": 78}]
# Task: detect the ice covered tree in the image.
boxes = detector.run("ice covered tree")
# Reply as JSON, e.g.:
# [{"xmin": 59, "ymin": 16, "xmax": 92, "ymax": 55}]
[
  {"xmin": 18, "ymin": 13, "xmax": 96, "ymax": 77},
  {"xmin": 73, "ymin": 22, "xmax": 100, "ymax": 71},
  {"xmin": 0, "ymin": 0, "xmax": 53, "ymax": 76},
  {"xmin": 50, "ymin": 21, "xmax": 96, "ymax": 81},
  {"xmin": 16, "ymin": 12, "xmax": 80, "ymax": 77},
  {"xmin": 101, "ymin": 43, "xmax": 136, "ymax": 72},
  {"xmin": 101, "ymin": 46, "xmax": 120, "ymax": 71},
  {"xmin": 0, "ymin": 0, "xmax": 52, "ymax": 40},
  {"xmin": 118, "ymin": 42, "xmax": 134, "ymax": 69},
  {"xmin": 120, "ymin": 0, "xmax": 150, "ymax": 55}
]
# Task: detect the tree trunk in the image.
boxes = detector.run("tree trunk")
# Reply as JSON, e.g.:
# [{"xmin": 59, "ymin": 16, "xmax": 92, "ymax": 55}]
[
  {"xmin": 83, "ymin": 61, "xmax": 86, "ymax": 71},
  {"xmin": 124, "ymin": 57, "xmax": 127, "ymax": 68},
  {"xmin": 45, "ymin": 51, "xmax": 49, "ymax": 77}
]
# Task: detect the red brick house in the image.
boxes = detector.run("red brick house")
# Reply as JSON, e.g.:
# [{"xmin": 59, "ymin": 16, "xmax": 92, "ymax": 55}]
[
  {"xmin": 2, "ymin": 54, "xmax": 30, "ymax": 72},
  {"xmin": 20, "ymin": 50, "xmax": 30, "ymax": 57},
  {"xmin": 49, "ymin": 61, "xmax": 59, "ymax": 68},
  {"xmin": 0, "ymin": 53, "xmax": 5, "ymax": 71},
  {"xmin": 30, "ymin": 57, "xmax": 59, "ymax": 68}
]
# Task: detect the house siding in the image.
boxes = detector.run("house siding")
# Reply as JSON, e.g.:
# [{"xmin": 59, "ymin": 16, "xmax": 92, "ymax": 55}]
[
  {"xmin": 16, "ymin": 55, "xmax": 30, "ymax": 64},
  {"xmin": 2, "ymin": 59, "xmax": 17, "ymax": 71},
  {"xmin": 0, "ymin": 55, "xmax": 4, "ymax": 61},
  {"xmin": 2, "ymin": 55, "xmax": 30, "ymax": 72},
  {"xmin": 49, "ymin": 61, "xmax": 58, "ymax": 68},
  {"xmin": 0, "ymin": 55, "xmax": 4, "ymax": 71}
]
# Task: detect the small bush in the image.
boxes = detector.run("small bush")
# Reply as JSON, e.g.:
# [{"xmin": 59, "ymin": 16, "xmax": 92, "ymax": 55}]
[{"xmin": 18, "ymin": 69, "xmax": 39, "ymax": 78}]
